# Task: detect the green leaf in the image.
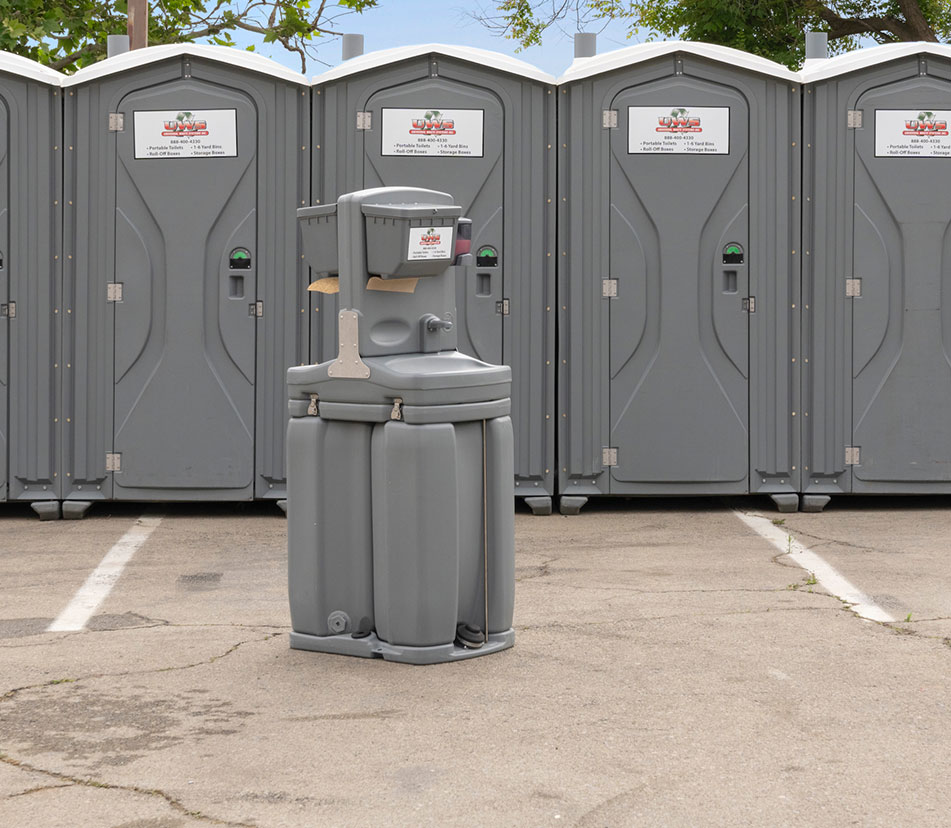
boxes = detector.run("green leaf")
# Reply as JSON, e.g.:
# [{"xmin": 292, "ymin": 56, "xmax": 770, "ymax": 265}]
[
  {"xmin": 8, "ymin": 0, "xmax": 380, "ymax": 73},
  {"xmin": 480, "ymin": 0, "xmax": 949, "ymax": 70}
]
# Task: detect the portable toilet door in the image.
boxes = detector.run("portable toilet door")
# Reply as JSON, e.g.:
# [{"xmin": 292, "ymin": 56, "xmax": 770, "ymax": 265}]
[
  {"xmin": 801, "ymin": 44, "xmax": 951, "ymax": 511},
  {"xmin": 312, "ymin": 45, "xmax": 557, "ymax": 512},
  {"xmin": 62, "ymin": 46, "xmax": 309, "ymax": 509},
  {"xmin": 557, "ymin": 43, "xmax": 801, "ymax": 513},
  {"xmin": 0, "ymin": 54, "xmax": 63, "ymax": 518}
]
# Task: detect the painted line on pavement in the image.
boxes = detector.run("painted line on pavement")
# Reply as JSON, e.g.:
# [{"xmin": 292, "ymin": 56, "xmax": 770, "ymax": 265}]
[
  {"xmin": 47, "ymin": 515, "xmax": 164, "ymax": 632},
  {"xmin": 732, "ymin": 508, "xmax": 894, "ymax": 623}
]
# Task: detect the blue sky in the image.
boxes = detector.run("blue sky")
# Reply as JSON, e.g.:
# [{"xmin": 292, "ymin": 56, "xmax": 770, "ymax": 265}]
[{"xmin": 229, "ymin": 0, "xmax": 645, "ymax": 77}]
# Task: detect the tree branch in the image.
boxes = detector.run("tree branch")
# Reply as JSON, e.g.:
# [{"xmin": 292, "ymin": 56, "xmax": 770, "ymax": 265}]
[
  {"xmin": 50, "ymin": 41, "xmax": 104, "ymax": 71},
  {"xmin": 803, "ymin": 0, "xmax": 932, "ymax": 42},
  {"xmin": 894, "ymin": 0, "xmax": 939, "ymax": 41}
]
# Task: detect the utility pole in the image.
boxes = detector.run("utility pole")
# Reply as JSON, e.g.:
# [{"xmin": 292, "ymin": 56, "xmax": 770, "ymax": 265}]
[{"xmin": 128, "ymin": 0, "xmax": 148, "ymax": 50}]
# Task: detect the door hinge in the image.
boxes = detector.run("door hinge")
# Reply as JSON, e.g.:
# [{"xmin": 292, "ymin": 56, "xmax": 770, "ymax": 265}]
[
  {"xmin": 307, "ymin": 394, "xmax": 319, "ymax": 417},
  {"xmin": 496, "ymin": 298, "xmax": 510, "ymax": 316},
  {"xmin": 846, "ymin": 278, "xmax": 862, "ymax": 297},
  {"xmin": 602, "ymin": 447, "xmax": 618, "ymax": 467},
  {"xmin": 356, "ymin": 111, "xmax": 372, "ymax": 130},
  {"xmin": 390, "ymin": 397, "xmax": 403, "ymax": 421},
  {"xmin": 602, "ymin": 109, "xmax": 618, "ymax": 129},
  {"xmin": 106, "ymin": 452, "xmax": 121, "ymax": 472},
  {"xmin": 845, "ymin": 446, "xmax": 860, "ymax": 466},
  {"xmin": 108, "ymin": 113, "xmax": 125, "ymax": 132},
  {"xmin": 249, "ymin": 300, "xmax": 264, "ymax": 318},
  {"xmin": 743, "ymin": 296, "xmax": 756, "ymax": 313},
  {"xmin": 602, "ymin": 278, "xmax": 618, "ymax": 298},
  {"xmin": 106, "ymin": 282, "xmax": 123, "ymax": 302},
  {"xmin": 847, "ymin": 110, "xmax": 863, "ymax": 129},
  {"xmin": 0, "ymin": 301, "xmax": 15, "ymax": 318}
]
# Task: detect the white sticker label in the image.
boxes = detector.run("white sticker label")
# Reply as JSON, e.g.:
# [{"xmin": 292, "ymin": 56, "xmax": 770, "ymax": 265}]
[
  {"xmin": 875, "ymin": 109, "xmax": 951, "ymax": 157},
  {"xmin": 407, "ymin": 226, "xmax": 454, "ymax": 261},
  {"xmin": 133, "ymin": 109, "xmax": 238, "ymax": 159},
  {"xmin": 382, "ymin": 108, "xmax": 484, "ymax": 157},
  {"xmin": 628, "ymin": 106, "xmax": 730, "ymax": 154}
]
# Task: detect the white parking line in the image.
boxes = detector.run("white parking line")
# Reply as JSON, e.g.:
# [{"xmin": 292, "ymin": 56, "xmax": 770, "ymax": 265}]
[
  {"xmin": 732, "ymin": 509, "xmax": 895, "ymax": 623},
  {"xmin": 47, "ymin": 515, "xmax": 163, "ymax": 632}
]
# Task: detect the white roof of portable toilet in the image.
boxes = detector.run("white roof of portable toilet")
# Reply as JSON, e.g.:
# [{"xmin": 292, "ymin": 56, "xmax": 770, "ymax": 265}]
[
  {"xmin": 558, "ymin": 41, "xmax": 799, "ymax": 84},
  {"xmin": 800, "ymin": 41, "xmax": 951, "ymax": 83},
  {"xmin": 0, "ymin": 52, "xmax": 64, "ymax": 86},
  {"xmin": 312, "ymin": 43, "xmax": 555, "ymax": 85},
  {"xmin": 62, "ymin": 43, "xmax": 308, "ymax": 87}
]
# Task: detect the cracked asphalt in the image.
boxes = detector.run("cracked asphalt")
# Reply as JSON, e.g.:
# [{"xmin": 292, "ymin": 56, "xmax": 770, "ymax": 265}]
[{"xmin": 2, "ymin": 496, "xmax": 951, "ymax": 827}]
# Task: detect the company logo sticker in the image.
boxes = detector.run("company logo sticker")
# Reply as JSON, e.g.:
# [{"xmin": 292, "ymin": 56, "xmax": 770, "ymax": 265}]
[
  {"xmin": 875, "ymin": 109, "xmax": 951, "ymax": 158},
  {"xmin": 133, "ymin": 109, "xmax": 238, "ymax": 159},
  {"xmin": 410, "ymin": 111, "xmax": 456, "ymax": 135},
  {"xmin": 407, "ymin": 225, "xmax": 454, "ymax": 260},
  {"xmin": 903, "ymin": 112, "xmax": 949, "ymax": 135},
  {"xmin": 162, "ymin": 112, "xmax": 209, "ymax": 136},
  {"xmin": 382, "ymin": 108, "xmax": 484, "ymax": 157},
  {"xmin": 656, "ymin": 107, "xmax": 703, "ymax": 134},
  {"xmin": 628, "ymin": 106, "xmax": 730, "ymax": 154}
]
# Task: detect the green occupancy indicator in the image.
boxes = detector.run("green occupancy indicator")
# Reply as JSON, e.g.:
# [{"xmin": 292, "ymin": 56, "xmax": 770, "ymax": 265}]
[
  {"xmin": 229, "ymin": 247, "xmax": 252, "ymax": 269},
  {"xmin": 478, "ymin": 247, "xmax": 496, "ymax": 258},
  {"xmin": 722, "ymin": 243, "xmax": 744, "ymax": 265}
]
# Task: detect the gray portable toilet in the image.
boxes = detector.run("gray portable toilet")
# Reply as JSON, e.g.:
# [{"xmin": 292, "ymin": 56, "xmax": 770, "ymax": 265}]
[
  {"xmin": 557, "ymin": 43, "xmax": 801, "ymax": 514},
  {"xmin": 801, "ymin": 44, "xmax": 951, "ymax": 511},
  {"xmin": 311, "ymin": 44, "xmax": 557, "ymax": 514},
  {"xmin": 0, "ymin": 54, "xmax": 63, "ymax": 518},
  {"xmin": 61, "ymin": 45, "xmax": 309, "ymax": 513}
]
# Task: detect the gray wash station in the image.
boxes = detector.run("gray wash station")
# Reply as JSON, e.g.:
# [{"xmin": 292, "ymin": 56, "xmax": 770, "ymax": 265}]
[
  {"xmin": 286, "ymin": 186, "xmax": 515, "ymax": 664},
  {"xmin": 800, "ymin": 42, "xmax": 951, "ymax": 511},
  {"xmin": 556, "ymin": 41, "xmax": 801, "ymax": 514}
]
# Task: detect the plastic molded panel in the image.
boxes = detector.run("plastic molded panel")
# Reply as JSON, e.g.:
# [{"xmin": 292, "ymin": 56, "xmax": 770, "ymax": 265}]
[
  {"xmin": 0, "ymin": 98, "xmax": 6, "ymax": 499},
  {"xmin": 853, "ymin": 78, "xmax": 951, "ymax": 488},
  {"xmin": 1, "ymin": 69, "xmax": 61, "ymax": 502},
  {"xmin": 287, "ymin": 416, "xmax": 374, "ymax": 636},
  {"xmin": 608, "ymin": 76, "xmax": 749, "ymax": 490},
  {"xmin": 372, "ymin": 421, "xmax": 462, "ymax": 647},
  {"xmin": 112, "ymin": 79, "xmax": 256, "ymax": 496}
]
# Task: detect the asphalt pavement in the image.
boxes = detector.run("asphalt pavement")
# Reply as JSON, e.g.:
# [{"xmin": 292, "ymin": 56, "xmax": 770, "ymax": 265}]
[{"xmin": 1, "ymin": 496, "xmax": 950, "ymax": 827}]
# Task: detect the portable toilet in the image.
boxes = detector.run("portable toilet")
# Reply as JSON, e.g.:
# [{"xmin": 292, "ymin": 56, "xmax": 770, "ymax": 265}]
[
  {"xmin": 800, "ymin": 43, "xmax": 951, "ymax": 511},
  {"xmin": 0, "ymin": 54, "xmax": 63, "ymax": 519},
  {"xmin": 557, "ymin": 42, "xmax": 801, "ymax": 514},
  {"xmin": 61, "ymin": 45, "xmax": 309, "ymax": 514},
  {"xmin": 311, "ymin": 44, "xmax": 557, "ymax": 514}
]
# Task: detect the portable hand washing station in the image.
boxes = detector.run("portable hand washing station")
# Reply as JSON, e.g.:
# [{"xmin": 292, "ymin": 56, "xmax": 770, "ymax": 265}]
[{"xmin": 286, "ymin": 186, "xmax": 515, "ymax": 664}]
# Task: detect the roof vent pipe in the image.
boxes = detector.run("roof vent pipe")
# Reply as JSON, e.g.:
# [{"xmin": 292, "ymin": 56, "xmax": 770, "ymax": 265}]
[
  {"xmin": 805, "ymin": 31, "xmax": 829, "ymax": 60},
  {"xmin": 107, "ymin": 34, "xmax": 130, "ymax": 59},
  {"xmin": 574, "ymin": 33, "xmax": 597, "ymax": 59},
  {"xmin": 342, "ymin": 34, "xmax": 365, "ymax": 61}
]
